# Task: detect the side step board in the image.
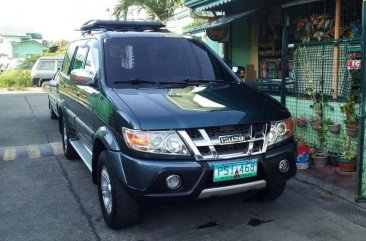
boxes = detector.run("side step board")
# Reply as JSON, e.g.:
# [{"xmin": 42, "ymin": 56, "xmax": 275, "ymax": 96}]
[{"xmin": 70, "ymin": 139, "xmax": 93, "ymax": 172}]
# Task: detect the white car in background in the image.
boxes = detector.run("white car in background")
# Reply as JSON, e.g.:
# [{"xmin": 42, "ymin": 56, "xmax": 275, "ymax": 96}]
[{"xmin": 31, "ymin": 56, "xmax": 63, "ymax": 91}]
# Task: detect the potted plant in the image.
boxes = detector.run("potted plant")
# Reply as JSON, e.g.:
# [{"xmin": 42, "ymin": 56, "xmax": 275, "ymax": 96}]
[
  {"xmin": 295, "ymin": 116, "xmax": 307, "ymax": 127},
  {"xmin": 340, "ymin": 95, "xmax": 359, "ymax": 137},
  {"xmin": 339, "ymin": 136, "xmax": 357, "ymax": 172},
  {"xmin": 325, "ymin": 118, "xmax": 340, "ymax": 134},
  {"xmin": 328, "ymin": 140, "xmax": 341, "ymax": 167},
  {"xmin": 309, "ymin": 116, "xmax": 321, "ymax": 130},
  {"xmin": 312, "ymin": 125, "xmax": 328, "ymax": 168}
]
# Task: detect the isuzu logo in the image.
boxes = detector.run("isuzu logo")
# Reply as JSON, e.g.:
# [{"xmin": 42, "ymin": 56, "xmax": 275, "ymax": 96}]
[{"xmin": 219, "ymin": 134, "xmax": 245, "ymax": 144}]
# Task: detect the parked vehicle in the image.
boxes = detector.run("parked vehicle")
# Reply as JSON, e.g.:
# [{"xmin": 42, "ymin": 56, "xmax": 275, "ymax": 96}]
[
  {"xmin": 57, "ymin": 20, "xmax": 297, "ymax": 229},
  {"xmin": 31, "ymin": 56, "xmax": 63, "ymax": 91},
  {"xmin": 48, "ymin": 69, "xmax": 61, "ymax": 119}
]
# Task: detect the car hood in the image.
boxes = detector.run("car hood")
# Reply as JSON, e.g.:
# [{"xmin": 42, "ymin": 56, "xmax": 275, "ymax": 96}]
[{"xmin": 113, "ymin": 83, "xmax": 290, "ymax": 130}]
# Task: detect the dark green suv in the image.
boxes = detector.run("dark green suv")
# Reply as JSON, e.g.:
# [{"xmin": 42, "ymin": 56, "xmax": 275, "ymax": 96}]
[{"xmin": 57, "ymin": 20, "xmax": 296, "ymax": 229}]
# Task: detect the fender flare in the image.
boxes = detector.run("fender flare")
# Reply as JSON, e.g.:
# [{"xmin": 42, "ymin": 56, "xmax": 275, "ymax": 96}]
[
  {"xmin": 94, "ymin": 126, "xmax": 121, "ymax": 151},
  {"xmin": 92, "ymin": 127, "xmax": 126, "ymax": 184}
]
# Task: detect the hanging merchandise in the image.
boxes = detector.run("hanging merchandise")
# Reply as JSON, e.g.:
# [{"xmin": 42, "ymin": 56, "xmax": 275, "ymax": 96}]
[{"xmin": 295, "ymin": 14, "xmax": 335, "ymax": 43}]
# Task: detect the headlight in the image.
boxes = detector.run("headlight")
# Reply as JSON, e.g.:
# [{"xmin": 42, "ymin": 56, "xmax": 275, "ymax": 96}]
[
  {"xmin": 123, "ymin": 128, "xmax": 190, "ymax": 156},
  {"xmin": 267, "ymin": 118, "xmax": 294, "ymax": 146}
]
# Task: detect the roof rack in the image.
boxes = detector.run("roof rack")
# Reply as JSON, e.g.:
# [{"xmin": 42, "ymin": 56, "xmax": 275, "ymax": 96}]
[{"xmin": 79, "ymin": 20, "xmax": 167, "ymax": 35}]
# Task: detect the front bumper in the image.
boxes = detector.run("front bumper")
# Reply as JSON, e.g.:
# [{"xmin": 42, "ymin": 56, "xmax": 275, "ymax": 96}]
[{"xmin": 108, "ymin": 139, "xmax": 296, "ymax": 200}]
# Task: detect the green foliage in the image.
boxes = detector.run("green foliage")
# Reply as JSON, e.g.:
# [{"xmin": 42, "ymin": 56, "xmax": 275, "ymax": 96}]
[
  {"xmin": 113, "ymin": 0, "xmax": 182, "ymax": 23},
  {"xmin": 315, "ymin": 124, "xmax": 328, "ymax": 150},
  {"xmin": 340, "ymin": 134, "xmax": 357, "ymax": 161},
  {"xmin": 44, "ymin": 40, "xmax": 68, "ymax": 57},
  {"xmin": 341, "ymin": 149, "xmax": 357, "ymax": 161},
  {"xmin": 0, "ymin": 70, "xmax": 32, "ymax": 88},
  {"xmin": 17, "ymin": 55, "xmax": 40, "ymax": 70},
  {"xmin": 333, "ymin": 140, "xmax": 342, "ymax": 153},
  {"xmin": 340, "ymin": 95, "xmax": 359, "ymax": 126},
  {"xmin": 295, "ymin": 133, "xmax": 306, "ymax": 145}
]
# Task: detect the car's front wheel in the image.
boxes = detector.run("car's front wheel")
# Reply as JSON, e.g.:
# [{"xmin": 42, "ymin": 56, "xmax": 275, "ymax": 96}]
[
  {"xmin": 97, "ymin": 150, "xmax": 139, "ymax": 229},
  {"xmin": 253, "ymin": 182, "xmax": 286, "ymax": 202}
]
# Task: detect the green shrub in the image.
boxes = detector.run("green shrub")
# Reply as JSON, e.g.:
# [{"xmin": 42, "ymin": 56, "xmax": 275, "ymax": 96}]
[{"xmin": 0, "ymin": 70, "xmax": 32, "ymax": 88}]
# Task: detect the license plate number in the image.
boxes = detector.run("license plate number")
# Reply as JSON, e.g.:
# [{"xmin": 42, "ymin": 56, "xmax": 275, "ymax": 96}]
[{"xmin": 213, "ymin": 159, "xmax": 258, "ymax": 182}]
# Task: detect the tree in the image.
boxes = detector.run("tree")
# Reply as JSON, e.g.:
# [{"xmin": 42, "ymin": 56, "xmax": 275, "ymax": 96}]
[{"xmin": 113, "ymin": 0, "xmax": 182, "ymax": 23}]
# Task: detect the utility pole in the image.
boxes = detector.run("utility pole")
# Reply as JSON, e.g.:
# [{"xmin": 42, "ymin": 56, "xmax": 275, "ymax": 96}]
[{"xmin": 357, "ymin": 0, "xmax": 366, "ymax": 202}]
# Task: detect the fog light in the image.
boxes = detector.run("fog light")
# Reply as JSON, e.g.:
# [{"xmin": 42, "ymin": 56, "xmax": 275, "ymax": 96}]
[
  {"xmin": 166, "ymin": 175, "xmax": 181, "ymax": 190},
  {"xmin": 279, "ymin": 159, "xmax": 290, "ymax": 173}
]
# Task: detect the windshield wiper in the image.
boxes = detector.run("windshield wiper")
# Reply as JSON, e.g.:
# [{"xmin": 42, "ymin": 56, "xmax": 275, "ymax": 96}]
[
  {"xmin": 113, "ymin": 78, "xmax": 230, "ymax": 87},
  {"xmin": 113, "ymin": 79, "xmax": 159, "ymax": 85},
  {"xmin": 181, "ymin": 79, "xmax": 228, "ymax": 86}
]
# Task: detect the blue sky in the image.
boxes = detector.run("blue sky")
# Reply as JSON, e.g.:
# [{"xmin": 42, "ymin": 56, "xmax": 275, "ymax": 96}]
[{"xmin": 0, "ymin": 0, "xmax": 117, "ymax": 40}]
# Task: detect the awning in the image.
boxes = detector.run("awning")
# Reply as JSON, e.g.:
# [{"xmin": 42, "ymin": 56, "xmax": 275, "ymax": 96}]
[
  {"xmin": 186, "ymin": 8, "xmax": 259, "ymax": 33},
  {"xmin": 193, "ymin": 0, "xmax": 236, "ymax": 12},
  {"xmin": 185, "ymin": 0, "xmax": 296, "ymax": 13}
]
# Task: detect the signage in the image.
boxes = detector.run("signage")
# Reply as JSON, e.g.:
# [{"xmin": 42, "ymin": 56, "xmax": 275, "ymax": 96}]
[{"xmin": 348, "ymin": 60, "xmax": 362, "ymax": 70}]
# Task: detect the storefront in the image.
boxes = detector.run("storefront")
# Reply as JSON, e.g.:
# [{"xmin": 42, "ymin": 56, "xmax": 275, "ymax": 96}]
[{"xmin": 184, "ymin": 0, "xmax": 366, "ymax": 202}]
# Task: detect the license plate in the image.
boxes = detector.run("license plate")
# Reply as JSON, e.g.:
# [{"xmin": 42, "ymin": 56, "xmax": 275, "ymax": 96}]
[{"xmin": 213, "ymin": 159, "xmax": 258, "ymax": 182}]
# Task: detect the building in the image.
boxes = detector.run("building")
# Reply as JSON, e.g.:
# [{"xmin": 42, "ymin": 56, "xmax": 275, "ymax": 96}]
[
  {"xmin": 0, "ymin": 29, "xmax": 46, "ymax": 58},
  {"xmin": 184, "ymin": 0, "xmax": 366, "ymax": 202}
]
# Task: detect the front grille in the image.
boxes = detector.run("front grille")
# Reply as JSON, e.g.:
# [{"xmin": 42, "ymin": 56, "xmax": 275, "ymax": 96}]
[
  {"xmin": 178, "ymin": 123, "xmax": 268, "ymax": 161},
  {"xmin": 214, "ymin": 143, "xmax": 249, "ymax": 155},
  {"xmin": 205, "ymin": 125, "xmax": 251, "ymax": 138}
]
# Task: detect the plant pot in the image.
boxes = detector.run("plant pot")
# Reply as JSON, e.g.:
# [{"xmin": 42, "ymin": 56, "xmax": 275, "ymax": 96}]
[
  {"xmin": 312, "ymin": 152, "xmax": 328, "ymax": 168},
  {"xmin": 296, "ymin": 118, "xmax": 307, "ymax": 127},
  {"xmin": 327, "ymin": 151, "xmax": 339, "ymax": 167},
  {"xmin": 310, "ymin": 119, "xmax": 321, "ymax": 130},
  {"xmin": 328, "ymin": 122, "xmax": 340, "ymax": 134},
  {"xmin": 345, "ymin": 125, "xmax": 358, "ymax": 137},
  {"xmin": 338, "ymin": 158, "xmax": 357, "ymax": 172}
]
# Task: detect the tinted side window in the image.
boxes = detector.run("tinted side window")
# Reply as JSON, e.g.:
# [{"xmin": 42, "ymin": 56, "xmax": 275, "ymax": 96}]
[
  {"xmin": 70, "ymin": 47, "xmax": 89, "ymax": 71},
  {"xmin": 62, "ymin": 43, "xmax": 77, "ymax": 74},
  {"xmin": 36, "ymin": 61, "xmax": 55, "ymax": 70}
]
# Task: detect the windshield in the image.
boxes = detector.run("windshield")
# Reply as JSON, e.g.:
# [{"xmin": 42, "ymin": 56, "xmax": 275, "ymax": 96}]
[{"xmin": 104, "ymin": 37, "xmax": 235, "ymax": 87}]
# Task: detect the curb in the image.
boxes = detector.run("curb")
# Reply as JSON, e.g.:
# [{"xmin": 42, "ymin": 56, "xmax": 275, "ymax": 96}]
[
  {"xmin": 0, "ymin": 142, "xmax": 63, "ymax": 161},
  {"xmin": 0, "ymin": 87, "xmax": 45, "ymax": 94},
  {"xmin": 295, "ymin": 173, "xmax": 366, "ymax": 208}
]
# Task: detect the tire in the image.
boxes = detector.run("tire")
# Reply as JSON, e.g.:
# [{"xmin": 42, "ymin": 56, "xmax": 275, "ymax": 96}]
[
  {"xmin": 253, "ymin": 182, "xmax": 286, "ymax": 202},
  {"xmin": 97, "ymin": 151, "xmax": 139, "ymax": 229},
  {"xmin": 50, "ymin": 102, "xmax": 57, "ymax": 120},
  {"xmin": 41, "ymin": 81, "xmax": 49, "ymax": 92},
  {"xmin": 62, "ymin": 117, "xmax": 78, "ymax": 159}
]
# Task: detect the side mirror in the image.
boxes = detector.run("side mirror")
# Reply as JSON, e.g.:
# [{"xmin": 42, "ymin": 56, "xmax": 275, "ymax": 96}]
[
  {"xmin": 232, "ymin": 66, "xmax": 238, "ymax": 73},
  {"xmin": 49, "ymin": 79, "xmax": 58, "ymax": 88},
  {"xmin": 70, "ymin": 69, "xmax": 95, "ymax": 86}
]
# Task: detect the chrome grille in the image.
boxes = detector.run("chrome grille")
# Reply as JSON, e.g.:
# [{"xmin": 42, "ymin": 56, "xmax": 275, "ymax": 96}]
[{"xmin": 178, "ymin": 123, "xmax": 268, "ymax": 161}]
